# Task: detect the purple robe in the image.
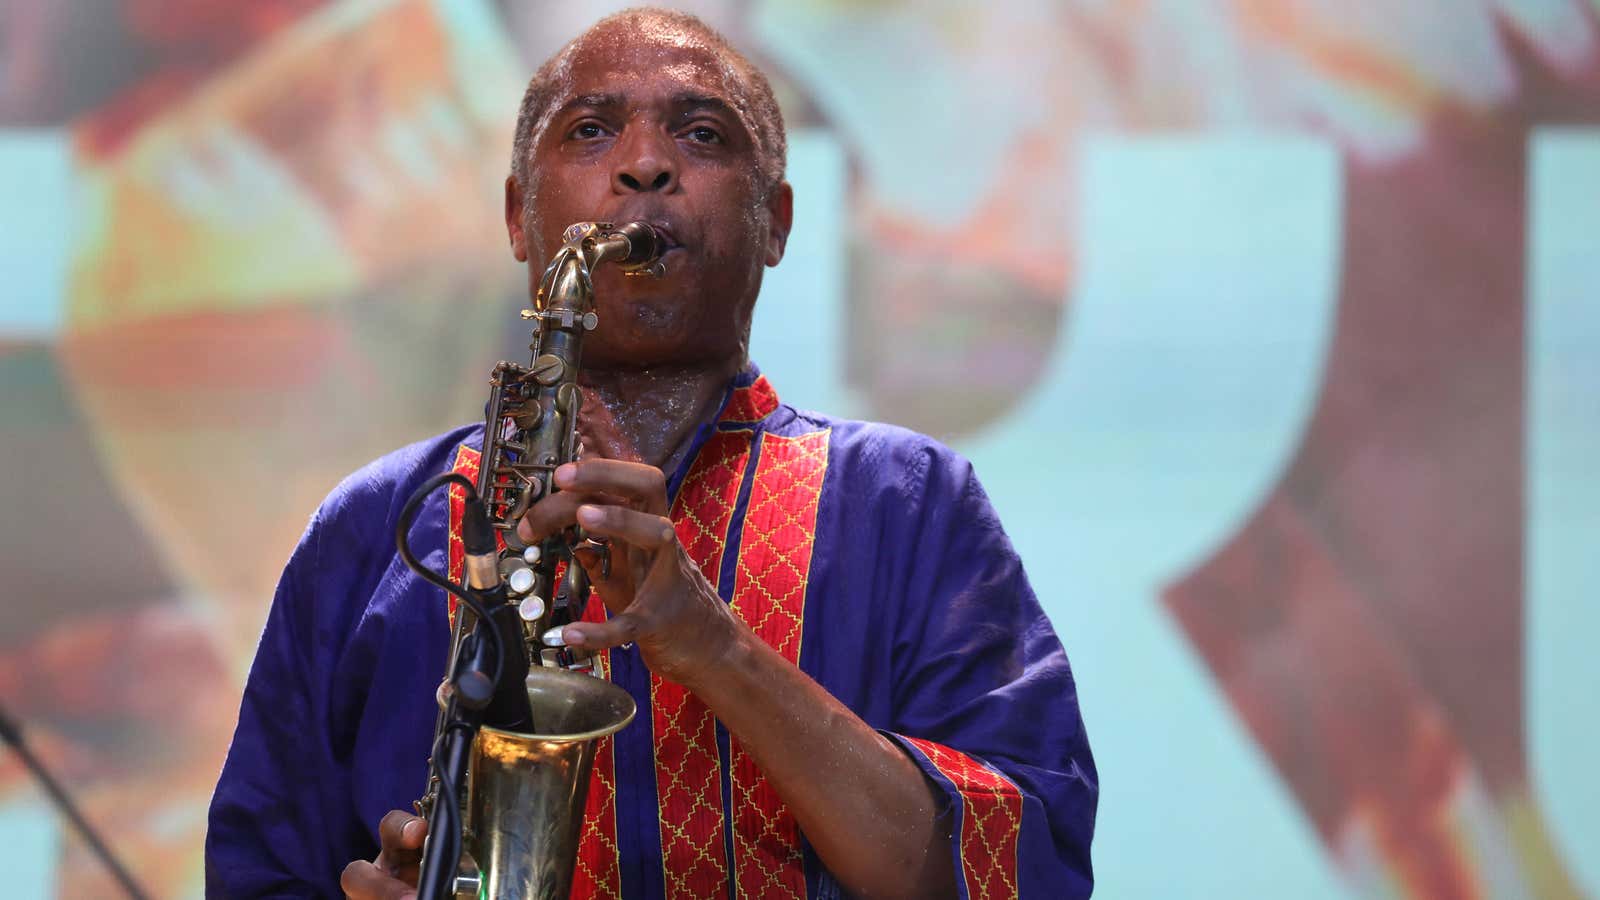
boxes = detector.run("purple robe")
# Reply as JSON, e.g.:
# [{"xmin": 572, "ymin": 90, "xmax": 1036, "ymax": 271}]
[{"xmin": 206, "ymin": 366, "xmax": 1096, "ymax": 898}]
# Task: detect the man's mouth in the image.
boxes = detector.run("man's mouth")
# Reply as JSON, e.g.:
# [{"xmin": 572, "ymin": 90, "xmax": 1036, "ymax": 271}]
[
  {"xmin": 607, "ymin": 220, "xmax": 683, "ymax": 280},
  {"xmin": 645, "ymin": 222, "xmax": 683, "ymax": 254},
  {"xmin": 640, "ymin": 223, "xmax": 686, "ymax": 278}
]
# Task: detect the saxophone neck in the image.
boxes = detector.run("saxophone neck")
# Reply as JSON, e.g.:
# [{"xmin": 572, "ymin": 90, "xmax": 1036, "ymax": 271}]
[{"xmin": 534, "ymin": 221, "xmax": 663, "ymax": 314}]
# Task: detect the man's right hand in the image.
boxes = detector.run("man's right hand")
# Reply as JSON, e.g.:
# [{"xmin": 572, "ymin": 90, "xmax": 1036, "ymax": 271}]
[{"xmin": 340, "ymin": 810, "xmax": 427, "ymax": 899}]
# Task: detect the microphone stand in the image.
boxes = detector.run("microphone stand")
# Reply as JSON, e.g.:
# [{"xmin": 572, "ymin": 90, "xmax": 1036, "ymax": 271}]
[
  {"xmin": 416, "ymin": 631, "xmax": 492, "ymax": 900},
  {"xmin": 414, "ymin": 489, "xmax": 534, "ymax": 900},
  {"xmin": 0, "ymin": 702, "xmax": 151, "ymax": 900}
]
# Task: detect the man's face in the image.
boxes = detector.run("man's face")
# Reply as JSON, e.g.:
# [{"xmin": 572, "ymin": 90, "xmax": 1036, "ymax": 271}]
[{"xmin": 505, "ymin": 26, "xmax": 792, "ymax": 369}]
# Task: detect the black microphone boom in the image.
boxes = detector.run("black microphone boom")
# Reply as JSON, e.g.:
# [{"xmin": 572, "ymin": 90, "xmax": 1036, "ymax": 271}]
[
  {"xmin": 411, "ymin": 482, "xmax": 536, "ymax": 900},
  {"xmin": 0, "ymin": 702, "xmax": 151, "ymax": 900},
  {"xmin": 460, "ymin": 494, "xmax": 535, "ymax": 733}
]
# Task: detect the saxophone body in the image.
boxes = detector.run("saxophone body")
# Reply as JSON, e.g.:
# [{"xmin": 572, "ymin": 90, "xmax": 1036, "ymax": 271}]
[
  {"xmin": 416, "ymin": 221, "xmax": 656, "ymax": 899},
  {"xmin": 476, "ymin": 219, "xmax": 660, "ymax": 671}
]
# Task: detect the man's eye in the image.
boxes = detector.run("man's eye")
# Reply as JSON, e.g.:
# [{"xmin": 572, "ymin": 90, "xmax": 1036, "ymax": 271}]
[
  {"xmin": 568, "ymin": 122, "xmax": 605, "ymax": 140},
  {"xmin": 685, "ymin": 125, "xmax": 722, "ymax": 144}
]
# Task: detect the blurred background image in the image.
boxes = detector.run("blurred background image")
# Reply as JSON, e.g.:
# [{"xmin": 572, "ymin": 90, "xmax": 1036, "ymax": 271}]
[{"xmin": 1, "ymin": 0, "xmax": 1597, "ymax": 896}]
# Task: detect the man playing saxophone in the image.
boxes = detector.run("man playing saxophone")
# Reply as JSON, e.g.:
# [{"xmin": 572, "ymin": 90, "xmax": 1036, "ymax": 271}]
[{"xmin": 206, "ymin": 9, "xmax": 1096, "ymax": 899}]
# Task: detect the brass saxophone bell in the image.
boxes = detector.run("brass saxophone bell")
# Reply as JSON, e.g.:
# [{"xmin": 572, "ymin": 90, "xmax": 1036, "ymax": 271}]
[{"xmin": 457, "ymin": 669, "xmax": 635, "ymax": 899}]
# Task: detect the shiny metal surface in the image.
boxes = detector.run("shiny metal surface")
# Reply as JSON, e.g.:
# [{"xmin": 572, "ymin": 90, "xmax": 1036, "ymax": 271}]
[
  {"xmin": 415, "ymin": 223, "xmax": 659, "ymax": 899},
  {"xmin": 461, "ymin": 667, "xmax": 636, "ymax": 899}
]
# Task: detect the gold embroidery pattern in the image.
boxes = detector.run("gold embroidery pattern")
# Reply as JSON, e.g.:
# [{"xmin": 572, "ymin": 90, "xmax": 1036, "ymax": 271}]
[
  {"xmin": 904, "ymin": 737, "xmax": 1023, "ymax": 900},
  {"xmin": 653, "ymin": 431, "xmax": 754, "ymax": 898},
  {"xmin": 727, "ymin": 429, "xmax": 831, "ymax": 899}
]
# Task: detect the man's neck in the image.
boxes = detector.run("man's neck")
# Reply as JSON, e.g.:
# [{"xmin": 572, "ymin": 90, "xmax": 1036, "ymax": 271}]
[{"xmin": 577, "ymin": 357, "xmax": 744, "ymax": 474}]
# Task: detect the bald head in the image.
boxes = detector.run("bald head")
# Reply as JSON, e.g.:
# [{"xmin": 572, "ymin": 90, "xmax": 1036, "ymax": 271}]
[{"xmin": 509, "ymin": 8, "xmax": 787, "ymax": 203}]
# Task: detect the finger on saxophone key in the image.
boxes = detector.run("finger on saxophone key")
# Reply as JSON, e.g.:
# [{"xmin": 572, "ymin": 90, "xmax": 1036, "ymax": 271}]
[{"xmin": 541, "ymin": 625, "xmax": 568, "ymax": 647}]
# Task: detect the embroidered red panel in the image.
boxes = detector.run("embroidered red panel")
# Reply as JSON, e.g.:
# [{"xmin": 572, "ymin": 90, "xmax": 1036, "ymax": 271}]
[
  {"xmin": 651, "ymin": 430, "xmax": 755, "ymax": 898},
  {"xmin": 445, "ymin": 444, "xmax": 480, "ymax": 621},
  {"xmin": 720, "ymin": 374, "xmax": 780, "ymax": 423},
  {"xmin": 727, "ymin": 429, "xmax": 831, "ymax": 900},
  {"xmin": 903, "ymin": 737, "xmax": 1023, "ymax": 900}
]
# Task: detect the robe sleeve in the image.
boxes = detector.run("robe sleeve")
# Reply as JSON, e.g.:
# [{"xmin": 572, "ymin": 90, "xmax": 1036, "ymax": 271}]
[
  {"xmin": 204, "ymin": 508, "xmax": 367, "ymax": 898},
  {"xmin": 879, "ymin": 447, "xmax": 1097, "ymax": 900}
]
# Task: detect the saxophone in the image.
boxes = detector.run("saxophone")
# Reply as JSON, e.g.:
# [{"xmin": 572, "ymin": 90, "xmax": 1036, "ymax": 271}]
[{"xmin": 411, "ymin": 222, "xmax": 658, "ymax": 899}]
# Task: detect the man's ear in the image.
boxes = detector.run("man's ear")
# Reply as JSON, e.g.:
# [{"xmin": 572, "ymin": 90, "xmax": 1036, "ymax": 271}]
[
  {"xmin": 505, "ymin": 175, "xmax": 529, "ymax": 263},
  {"xmin": 763, "ymin": 181, "xmax": 794, "ymax": 267}
]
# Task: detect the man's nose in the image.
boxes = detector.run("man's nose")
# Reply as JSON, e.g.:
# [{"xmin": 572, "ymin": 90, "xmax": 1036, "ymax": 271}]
[{"xmin": 613, "ymin": 128, "xmax": 677, "ymax": 193}]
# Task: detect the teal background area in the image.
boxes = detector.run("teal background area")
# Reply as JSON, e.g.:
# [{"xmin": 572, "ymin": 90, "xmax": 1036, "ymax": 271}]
[
  {"xmin": 759, "ymin": 126, "xmax": 1600, "ymax": 897},
  {"xmin": 1527, "ymin": 132, "xmax": 1600, "ymax": 900},
  {"xmin": 756, "ymin": 128, "xmax": 1600, "ymax": 896}
]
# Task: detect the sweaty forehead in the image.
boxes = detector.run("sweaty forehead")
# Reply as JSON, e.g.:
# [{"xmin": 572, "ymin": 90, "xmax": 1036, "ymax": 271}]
[
  {"xmin": 555, "ymin": 26, "xmax": 748, "ymax": 111},
  {"xmin": 520, "ymin": 16, "xmax": 781, "ymax": 187}
]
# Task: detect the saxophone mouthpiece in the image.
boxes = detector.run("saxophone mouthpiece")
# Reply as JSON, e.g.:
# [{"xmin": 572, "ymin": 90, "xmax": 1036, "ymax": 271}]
[{"xmin": 617, "ymin": 221, "xmax": 661, "ymax": 266}]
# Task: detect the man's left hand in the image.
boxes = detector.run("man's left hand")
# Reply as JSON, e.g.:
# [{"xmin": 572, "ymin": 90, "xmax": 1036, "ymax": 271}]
[{"xmin": 515, "ymin": 459, "xmax": 743, "ymax": 686}]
